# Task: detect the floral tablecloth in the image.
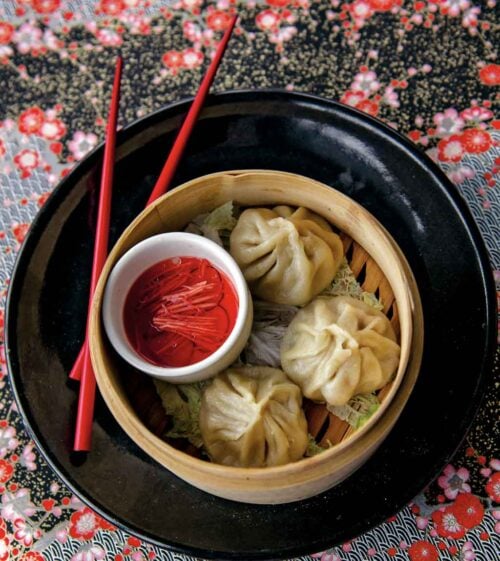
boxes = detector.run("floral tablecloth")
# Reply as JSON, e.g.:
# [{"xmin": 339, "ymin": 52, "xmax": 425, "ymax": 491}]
[{"xmin": 0, "ymin": 1, "xmax": 498, "ymax": 560}]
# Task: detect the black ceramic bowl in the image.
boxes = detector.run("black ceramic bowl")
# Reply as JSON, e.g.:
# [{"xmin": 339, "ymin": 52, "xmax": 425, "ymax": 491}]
[{"xmin": 5, "ymin": 91, "xmax": 496, "ymax": 560}]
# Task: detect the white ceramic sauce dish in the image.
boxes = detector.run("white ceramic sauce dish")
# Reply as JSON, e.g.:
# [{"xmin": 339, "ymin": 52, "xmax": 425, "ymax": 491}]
[{"xmin": 102, "ymin": 232, "xmax": 253, "ymax": 383}]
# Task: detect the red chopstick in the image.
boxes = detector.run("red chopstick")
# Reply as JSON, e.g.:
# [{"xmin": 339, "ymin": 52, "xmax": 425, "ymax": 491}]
[
  {"xmin": 73, "ymin": 56, "xmax": 123, "ymax": 451},
  {"xmin": 69, "ymin": 345, "xmax": 85, "ymax": 381},
  {"xmin": 72, "ymin": 17, "xmax": 238, "ymax": 450},
  {"xmin": 146, "ymin": 14, "xmax": 238, "ymax": 205}
]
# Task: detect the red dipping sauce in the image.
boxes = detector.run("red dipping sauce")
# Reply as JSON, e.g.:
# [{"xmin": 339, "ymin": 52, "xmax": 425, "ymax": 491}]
[{"xmin": 123, "ymin": 257, "xmax": 238, "ymax": 367}]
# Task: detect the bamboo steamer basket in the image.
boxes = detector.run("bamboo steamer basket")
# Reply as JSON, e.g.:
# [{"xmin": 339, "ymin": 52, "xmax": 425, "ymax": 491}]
[{"xmin": 89, "ymin": 170, "xmax": 423, "ymax": 504}]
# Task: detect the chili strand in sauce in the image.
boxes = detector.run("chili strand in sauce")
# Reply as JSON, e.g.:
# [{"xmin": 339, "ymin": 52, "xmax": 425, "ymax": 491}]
[{"xmin": 124, "ymin": 257, "xmax": 238, "ymax": 367}]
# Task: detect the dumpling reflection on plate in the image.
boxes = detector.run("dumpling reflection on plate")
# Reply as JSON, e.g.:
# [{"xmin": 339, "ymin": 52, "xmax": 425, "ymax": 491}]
[
  {"xmin": 281, "ymin": 296, "xmax": 400, "ymax": 407},
  {"xmin": 199, "ymin": 366, "xmax": 308, "ymax": 467},
  {"xmin": 229, "ymin": 206, "xmax": 344, "ymax": 306}
]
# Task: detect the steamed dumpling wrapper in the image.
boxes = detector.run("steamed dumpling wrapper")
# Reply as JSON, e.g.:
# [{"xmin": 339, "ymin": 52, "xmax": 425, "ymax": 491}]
[
  {"xmin": 200, "ymin": 366, "xmax": 308, "ymax": 467},
  {"xmin": 281, "ymin": 296, "xmax": 400, "ymax": 406},
  {"xmin": 229, "ymin": 206, "xmax": 344, "ymax": 306}
]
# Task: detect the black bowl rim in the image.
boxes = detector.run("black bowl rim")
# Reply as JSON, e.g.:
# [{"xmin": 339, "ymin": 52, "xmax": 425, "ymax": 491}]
[{"xmin": 4, "ymin": 89, "xmax": 498, "ymax": 560}]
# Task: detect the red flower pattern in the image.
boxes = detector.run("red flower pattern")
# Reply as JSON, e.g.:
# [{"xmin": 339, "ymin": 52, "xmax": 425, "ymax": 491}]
[
  {"xmin": 14, "ymin": 149, "xmax": 41, "ymax": 177},
  {"xmin": 98, "ymin": 0, "xmax": 125, "ymax": 16},
  {"xmin": 461, "ymin": 106, "xmax": 493, "ymax": 122},
  {"xmin": 206, "ymin": 10, "xmax": 232, "ymax": 31},
  {"xmin": 41, "ymin": 499, "xmax": 55, "ymax": 511},
  {"xmin": 69, "ymin": 507, "xmax": 100, "ymax": 540},
  {"xmin": 432, "ymin": 508, "xmax": 466, "ymax": 539},
  {"xmin": 341, "ymin": 90, "xmax": 366, "ymax": 107},
  {"xmin": 486, "ymin": 472, "xmax": 500, "ymax": 502},
  {"xmin": 451, "ymin": 493, "xmax": 484, "ymax": 529},
  {"xmin": 11, "ymin": 223, "xmax": 30, "ymax": 244},
  {"xmin": 266, "ymin": 0, "xmax": 290, "ymax": 6},
  {"xmin": 479, "ymin": 64, "xmax": 500, "ymax": 86},
  {"xmin": 461, "ymin": 129, "xmax": 492, "ymax": 153},
  {"xmin": 18, "ymin": 107, "xmax": 45, "ymax": 135},
  {"xmin": 14, "ymin": 518, "xmax": 40, "ymax": 546},
  {"xmin": 0, "ymin": 459, "xmax": 13, "ymax": 483},
  {"xmin": 256, "ymin": 10, "xmax": 280, "ymax": 31},
  {"xmin": 0, "ymin": 22, "xmax": 14, "ymax": 44},
  {"xmin": 438, "ymin": 135, "xmax": 464, "ymax": 162},
  {"xmin": 37, "ymin": 192, "xmax": 50, "ymax": 207},
  {"xmin": 40, "ymin": 118, "xmax": 66, "ymax": 141},
  {"xmin": 32, "ymin": 0, "xmax": 61, "ymax": 14},
  {"xmin": 182, "ymin": 48, "xmax": 203, "ymax": 69},
  {"xmin": 127, "ymin": 536, "xmax": 141, "ymax": 547},
  {"xmin": 356, "ymin": 99, "xmax": 379, "ymax": 116},
  {"xmin": 351, "ymin": 0, "xmax": 374, "ymax": 19},
  {"xmin": 408, "ymin": 540, "xmax": 439, "ymax": 561},
  {"xmin": 367, "ymin": 0, "xmax": 399, "ymax": 11},
  {"xmin": 162, "ymin": 50, "xmax": 183, "ymax": 69}
]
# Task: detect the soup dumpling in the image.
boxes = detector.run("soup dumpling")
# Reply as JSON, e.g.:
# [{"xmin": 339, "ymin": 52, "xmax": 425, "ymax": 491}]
[
  {"xmin": 199, "ymin": 366, "xmax": 308, "ymax": 467},
  {"xmin": 281, "ymin": 296, "xmax": 400, "ymax": 406},
  {"xmin": 229, "ymin": 206, "xmax": 343, "ymax": 306}
]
